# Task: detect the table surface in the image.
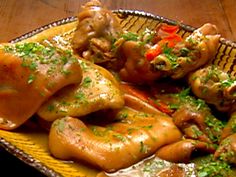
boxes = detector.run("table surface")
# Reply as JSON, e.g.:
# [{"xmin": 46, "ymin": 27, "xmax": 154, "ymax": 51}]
[
  {"xmin": 0, "ymin": 0, "xmax": 236, "ymax": 43},
  {"xmin": 0, "ymin": 0, "xmax": 236, "ymax": 176}
]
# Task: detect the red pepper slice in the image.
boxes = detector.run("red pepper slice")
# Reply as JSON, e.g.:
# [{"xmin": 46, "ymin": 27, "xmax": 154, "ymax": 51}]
[
  {"xmin": 120, "ymin": 83, "xmax": 173, "ymax": 115},
  {"xmin": 148, "ymin": 98, "xmax": 173, "ymax": 115},
  {"xmin": 145, "ymin": 44, "xmax": 162, "ymax": 61},
  {"xmin": 159, "ymin": 33, "xmax": 183, "ymax": 48},
  {"xmin": 159, "ymin": 23, "xmax": 179, "ymax": 34}
]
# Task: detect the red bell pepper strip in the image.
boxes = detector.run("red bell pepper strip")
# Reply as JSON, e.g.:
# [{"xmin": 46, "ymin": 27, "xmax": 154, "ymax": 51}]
[
  {"xmin": 159, "ymin": 23, "xmax": 179, "ymax": 34},
  {"xmin": 120, "ymin": 83, "xmax": 173, "ymax": 115},
  {"xmin": 159, "ymin": 33, "xmax": 183, "ymax": 48},
  {"xmin": 145, "ymin": 44, "xmax": 162, "ymax": 61}
]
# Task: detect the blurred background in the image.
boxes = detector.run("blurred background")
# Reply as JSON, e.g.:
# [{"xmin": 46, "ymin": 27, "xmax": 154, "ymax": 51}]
[{"xmin": 0, "ymin": 0, "xmax": 235, "ymax": 42}]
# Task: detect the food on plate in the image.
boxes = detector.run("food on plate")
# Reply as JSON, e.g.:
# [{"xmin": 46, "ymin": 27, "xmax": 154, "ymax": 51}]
[
  {"xmin": 1, "ymin": 0, "xmax": 236, "ymax": 176},
  {"xmin": 189, "ymin": 65, "xmax": 236, "ymax": 112},
  {"xmin": 37, "ymin": 59, "xmax": 124, "ymax": 121},
  {"xmin": 155, "ymin": 139, "xmax": 215, "ymax": 163},
  {"xmin": 72, "ymin": 0, "xmax": 123, "ymax": 69},
  {"xmin": 215, "ymin": 133, "xmax": 236, "ymax": 165},
  {"xmin": 49, "ymin": 107, "xmax": 182, "ymax": 172},
  {"xmin": 118, "ymin": 23, "xmax": 220, "ymax": 83},
  {"xmin": 97, "ymin": 156, "xmax": 197, "ymax": 177},
  {"xmin": 221, "ymin": 112, "xmax": 236, "ymax": 140},
  {"xmin": 153, "ymin": 88, "xmax": 224, "ymax": 144},
  {"xmin": 0, "ymin": 42, "xmax": 82, "ymax": 130}
]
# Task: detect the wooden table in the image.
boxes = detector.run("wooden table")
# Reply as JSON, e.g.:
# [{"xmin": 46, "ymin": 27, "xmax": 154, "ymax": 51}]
[
  {"xmin": 0, "ymin": 0, "xmax": 235, "ymax": 176},
  {"xmin": 0, "ymin": 0, "xmax": 236, "ymax": 43}
]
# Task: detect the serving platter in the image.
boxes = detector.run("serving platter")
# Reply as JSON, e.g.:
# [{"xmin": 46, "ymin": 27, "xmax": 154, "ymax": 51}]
[{"xmin": 0, "ymin": 9, "xmax": 236, "ymax": 177}]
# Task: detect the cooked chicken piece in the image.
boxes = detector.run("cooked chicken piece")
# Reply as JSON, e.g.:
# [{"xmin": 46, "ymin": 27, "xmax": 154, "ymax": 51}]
[
  {"xmin": 49, "ymin": 107, "xmax": 182, "ymax": 172},
  {"xmin": 156, "ymin": 139, "xmax": 216, "ymax": 163},
  {"xmin": 0, "ymin": 42, "xmax": 82, "ymax": 130},
  {"xmin": 37, "ymin": 59, "xmax": 124, "ymax": 121},
  {"xmin": 221, "ymin": 111, "xmax": 236, "ymax": 141},
  {"xmin": 72, "ymin": 0, "xmax": 122, "ymax": 67},
  {"xmin": 189, "ymin": 65, "xmax": 236, "ymax": 112},
  {"xmin": 214, "ymin": 133, "xmax": 236, "ymax": 165}
]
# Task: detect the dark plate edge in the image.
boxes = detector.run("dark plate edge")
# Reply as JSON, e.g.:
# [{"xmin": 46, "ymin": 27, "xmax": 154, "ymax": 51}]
[
  {"xmin": 0, "ymin": 137, "xmax": 61, "ymax": 177},
  {"xmin": 10, "ymin": 16, "xmax": 77, "ymax": 43},
  {"xmin": 114, "ymin": 9, "xmax": 236, "ymax": 48},
  {"xmin": 1, "ymin": 9, "xmax": 236, "ymax": 177}
]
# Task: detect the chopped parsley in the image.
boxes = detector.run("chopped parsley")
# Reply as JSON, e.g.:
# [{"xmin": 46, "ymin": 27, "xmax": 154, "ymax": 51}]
[
  {"xmin": 140, "ymin": 141, "xmax": 149, "ymax": 154},
  {"xmin": 82, "ymin": 76, "xmax": 92, "ymax": 88},
  {"xmin": 121, "ymin": 32, "xmax": 139, "ymax": 41},
  {"xmin": 113, "ymin": 134, "xmax": 126, "ymax": 142},
  {"xmin": 221, "ymin": 79, "xmax": 235, "ymax": 88},
  {"xmin": 197, "ymin": 156, "xmax": 231, "ymax": 177},
  {"xmin": 27, "ymin": 74, "xmax": 36, "ymax": 84},
  {"xmin": 47, "ymin": 104, "xmax": 55, "ymax": 112}
]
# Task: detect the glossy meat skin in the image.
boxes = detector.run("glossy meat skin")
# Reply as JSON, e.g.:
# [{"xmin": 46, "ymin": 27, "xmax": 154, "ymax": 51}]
[
  {"xmin": 215, "ymin": 133, "xmax": 236, "ymax": 165},
  {"xmin": 221, "ymin": 112, "xmax": 236, "ymax": 140},
  {"xmin": 172, "ymin": 104, "xmax": 223, "ymax": 144},
  {"xmin": 72, "ymin": 0, "xmax": 122, "ymax": 65},
  {"xmin": 156, "ymin": 139, "xmax": 215, "ymax": 163},
  {"xmin": 152, "ymin": 23, "xmax": 220, "ymax": 79},
  {"xmin": 189, "ymin": 65, "xmax": 236, "ymax": 112},
  {"xmin": 119, "ymin": 24, "xmax": 220, "ymax": 84},
  {"xmin": 153, "ymin": 89, "xmax": 224, "ymax": 144},
  {"xmin": 37, "ymin": 59, "xmax": 124, "ymax": 121},
  {"xmin": 119, "ymin": 41, "xmax": 162, "ymax": 84},
  {"xmin": 48, "ymin": 107, "xmax": 182, "ymax": 172},
  {"xmin": 0, "ymin": 43, "xmax": 82, "ymax": 130}
]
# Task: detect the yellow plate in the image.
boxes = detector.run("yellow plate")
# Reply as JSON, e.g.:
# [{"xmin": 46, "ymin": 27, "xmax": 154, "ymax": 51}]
[{"xmin": 1, "ymin": 10, "xmax": 236, "ymax": 177}]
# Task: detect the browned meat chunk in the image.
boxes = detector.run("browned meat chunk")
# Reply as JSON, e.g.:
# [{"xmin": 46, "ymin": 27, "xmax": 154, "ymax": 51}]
[
  {"xmin": 156, "ymin": 139, "xmax": 216, "ymax": 163},
  {"xmin": 72, "ymin": 0, "xmax": 122, "ymax": 67},
  {"xmin": 0, "ymin": 42, "xmax": 82, "ymax": 130},
  {"xmin": 173, "ymin": 104, "xmax": 223, "ymax": 144},
  {"xmin": 214, "ymin": 133, "xmax": 236, "ymax": 165},
  {"xmin": 119, "ymin": 41, "xmax": 162, "ymax": 84},
  {"xmin": 221, "ymin": 112, "xmax": 236, "ymax": 140},
  {"xmin": 153, "ymin": 88, "xmax": 224, "ymax": 144},
  {"xmin": 189, "ymin": 65, "xmax": 236, "ymax": 112}
]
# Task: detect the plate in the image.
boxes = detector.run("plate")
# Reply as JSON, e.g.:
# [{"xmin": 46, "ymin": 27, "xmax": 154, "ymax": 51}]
[{"xmin": 0, "ymin": 10, "xmax": 236, "ymax": 177}]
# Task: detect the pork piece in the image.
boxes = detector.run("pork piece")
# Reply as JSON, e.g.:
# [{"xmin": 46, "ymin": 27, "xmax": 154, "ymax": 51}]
[
  {"xmin": 119, "ymin": 24, "xmax": 220, "ymax": 84},
  {"xmin": 37, "ymin": 59, "xmax": 124, "ymax": 121},
  {"xmin": 97, "ymin": 155, "xmax": 196, "ymax": 177},
  {"xmin": 119, "ymin": 41, "xmax": 162, "ymax": 84},
  {"xmin": 173, "ymin": 104, "xmax": 223, "ymax": 144},
  {"xmin": 214, "ymin": 133, "xmax": 236, "ymax": 165},
  {"xmin": 154, "ymin": 89, "xmax": 224, "ymax": 144},
  {"xmin": 49, "ymin": 107, "xmax": 182, "ymax": 172},
  {"xmin": 156, "ymin": 139, "xmax": 216, "ymax": 163},
  {"xmin": 152, "ymin": 23, "xmax": 220, "ymax": 79},
  {"xmin": 72, "ymin": 0, "xmax": 122, "ymax": 66},
  {"xmin": 189, "ymin": 65, "xmax": 236, "ymax": 112},
  {"xmin": 0, "ymin": 42, "xmax": 82, "ymax": 130},
  {"xmin": 221, "ymin": 112, "xmax": 236, "ymax": 140}
]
